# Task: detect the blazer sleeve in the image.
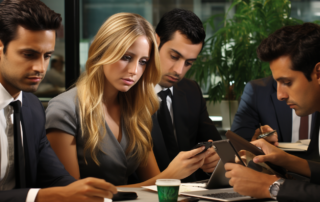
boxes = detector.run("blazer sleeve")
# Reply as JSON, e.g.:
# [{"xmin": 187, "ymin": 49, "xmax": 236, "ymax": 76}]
[
  {"xmin": 193, "ymin": 81, "xmax": 221, "ymax": 142},
  {"xmin": 35, "ymin": 96, "xmax": 76, "ymax": 188},
  {"xmin": 45, "ymin": 88, "xmax": 78, "ymax": 136},
  {"xmin": 0, "ymin": 94, "xmax": 75, "ymax": 201},
  {"xmin": 0, "ymin": 189, "xmax": 30, "ymax": 202},
  {"xmin": 231, "ymin": 81, "xmax": 259, "ymax": 141},
  {"xmin": 277, "ymin": 161, "xmax": 320, "ymax": 202},
  {"xmin": 35, "ymin": 127, "xmax": 76, "ymax": 188}
]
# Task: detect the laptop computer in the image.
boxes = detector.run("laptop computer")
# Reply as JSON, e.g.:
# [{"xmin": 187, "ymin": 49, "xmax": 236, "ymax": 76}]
[
  {"xmin": 182, "ymin": 156, "xmax": 254, "ymax": 201},
  {"xmin": 180, "ymin": 188, "xmax": 254, "ymax": 201},
  {"xmin": 180, "ymin": 131, "xmax": 275, "ymax": 201}
]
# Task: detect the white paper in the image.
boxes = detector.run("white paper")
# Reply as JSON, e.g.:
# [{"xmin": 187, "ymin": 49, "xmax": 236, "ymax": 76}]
[
  {"xmin": 278, "ymin": 140, "xmax": 309, "ymax": 151},
  {"xmin": 297, "ymin": 139, "xmax": 311, "ymax": 145},
  {"xmin": 142, "ymin": 183, "xmax": 207, "ymax": 194}
]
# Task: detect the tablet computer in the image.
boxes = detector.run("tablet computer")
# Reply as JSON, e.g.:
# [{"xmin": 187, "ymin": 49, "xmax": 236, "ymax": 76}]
[
  {"xmin": 225, "ymin": 130, "xmax": 286, "ymax": 177},
  {"xmin": 206, "ymin": 159, "xmax": 230, "ymax": 189},
  {"xmin": 212, "ymin": 139, "xmax": 245, "ymax": 166}
]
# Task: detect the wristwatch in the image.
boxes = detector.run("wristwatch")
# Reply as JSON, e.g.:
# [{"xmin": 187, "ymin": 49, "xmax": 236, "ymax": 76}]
[{"xmin": 269, "ymin": 178, "xmax": 285, "ymax": 199}]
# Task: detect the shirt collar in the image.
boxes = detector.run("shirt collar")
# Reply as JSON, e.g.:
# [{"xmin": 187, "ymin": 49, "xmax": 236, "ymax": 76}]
[
  {"xmin": 155, "ymin": 84, "xmax": 173, "ymax": 96},
  {"xmin": 0, "ymin": 83, "xmax": 23, "ymax": 110}
]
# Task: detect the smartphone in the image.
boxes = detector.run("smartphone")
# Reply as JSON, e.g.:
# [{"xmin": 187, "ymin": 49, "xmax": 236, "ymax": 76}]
[
  {"xmin": 192, "ymin": 142, "xmax": 213, "ymax": 155},
  {"xmin": 225, "ymin": 130, "xmax": 286, "ymax": 178},
  {"xmin": 112, "ymin": 191, "xmax": 138, "ymax": 201},
  {"xmin": 212, "ymin": 140, "xmax": 245, "ymax": 166}
]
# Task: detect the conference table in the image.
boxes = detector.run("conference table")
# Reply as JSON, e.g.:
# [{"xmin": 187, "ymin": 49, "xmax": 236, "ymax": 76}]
[{"xmin": 114, "ymin": 187, "xmax": 276, "ymax": 202}]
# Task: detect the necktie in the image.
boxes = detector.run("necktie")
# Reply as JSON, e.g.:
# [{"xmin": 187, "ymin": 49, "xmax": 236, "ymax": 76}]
[
  {"xmin": 9, "ymin": 101, "xmax": 26, "ymax": 188},
  {"xmin": 157, "ymin": 89, "xmax": 179, "ymax": 160},
  {"xmin": 299, "ymin": 115, "xmax": 309, "ymax": 140}
]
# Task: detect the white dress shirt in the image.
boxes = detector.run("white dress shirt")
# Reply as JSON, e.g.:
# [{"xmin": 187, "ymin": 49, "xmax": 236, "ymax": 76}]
[
  {"xmin": 291, "ymin": 109, "xmax": 312, "ymax": 142},
  {"xmin": 155, "ymin": 84, "xmax": 178, "ymax": 142},
  {"xmin": 0, "ymin": 83, "xmax": 39, "ymax": 202}
]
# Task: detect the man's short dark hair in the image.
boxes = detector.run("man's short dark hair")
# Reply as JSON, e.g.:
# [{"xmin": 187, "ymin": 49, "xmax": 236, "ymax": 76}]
[
  {"xmin": 0, "ymin": 0, "xmax": 62, "ymax": 53},
  {"xmin": 155, "ymin": 8, "xmax": 206, "ymax": 49},
  {"xmin": 257, "ymin": 23, "xmax": 320, "ymax": 81}
]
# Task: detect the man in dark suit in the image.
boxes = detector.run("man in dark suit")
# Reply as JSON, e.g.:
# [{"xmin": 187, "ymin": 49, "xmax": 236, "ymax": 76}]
[
  {"xmin": 224, "ymin": 23, "xmax": 320, "ymax": 201},
  {"xmin": 232, "ymin": 76, "xmax": 292, "ymax": 142},
  {"xmin": 152, "ymin": 8, "xmax": 222, "ymax": 182},
  {"xmin": 232, "ymin": 76, "xmax": 317, "ymax": 144},
  {"xmin": 0, "ymin": 0, "xmax": 116, "ymax": 201}
]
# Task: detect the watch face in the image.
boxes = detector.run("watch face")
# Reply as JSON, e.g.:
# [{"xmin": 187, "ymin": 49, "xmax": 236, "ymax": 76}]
[{"xmin": 270, "ymin": 184, "xmax": 280, "ymax": 197}]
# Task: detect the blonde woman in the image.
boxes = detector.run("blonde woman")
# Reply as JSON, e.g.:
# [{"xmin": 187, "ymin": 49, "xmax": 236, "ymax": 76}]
[{"xmin": 45, "ymin": 13, "xmax": 209, "ymax": 186}]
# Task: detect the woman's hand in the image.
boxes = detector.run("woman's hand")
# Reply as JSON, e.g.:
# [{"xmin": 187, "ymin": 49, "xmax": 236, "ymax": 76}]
[
  {"xmin": 252, "ymin": 125, "xmax": 278, "ymax": 146},
  {"xmin": 164, "ymin": 147, "xmax": 210, "ymax": 179}
]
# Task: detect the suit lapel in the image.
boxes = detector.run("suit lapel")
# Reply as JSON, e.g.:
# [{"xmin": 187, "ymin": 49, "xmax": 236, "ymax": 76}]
[
  {"xmin": 308, "ymin": 112, "xmax": 320, "ymax": 158},
  {"xmin": 151, "ymin": 115, "xmax": 171, "ymax": 171},
  {"xmin": 271, "ymin": 81, "xmax": 292, "ymax": 142},
  {"xmin": 172, "ymin": 85, "xmax": 190, "ymax": 151},
  {"xmin": 20, "ymin": 93, "xmax": 35, "ymax": 187}
]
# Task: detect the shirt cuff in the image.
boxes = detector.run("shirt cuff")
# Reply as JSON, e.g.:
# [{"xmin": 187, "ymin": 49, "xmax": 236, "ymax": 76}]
[{"xmin": 26, "ymin": 188, "xmax": 40, "ymax": 202}]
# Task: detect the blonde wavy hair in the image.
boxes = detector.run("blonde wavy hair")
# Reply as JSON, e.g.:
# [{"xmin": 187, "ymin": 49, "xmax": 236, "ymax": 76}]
[{"xmin": 76, "ymin": 13, "xmax": 161, "ymax": 165}]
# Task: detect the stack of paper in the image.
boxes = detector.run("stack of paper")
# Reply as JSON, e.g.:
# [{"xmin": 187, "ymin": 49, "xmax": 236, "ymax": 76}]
[{"xmin": 278, "ymin": 139, "xmax": 310, "ymax": 151}]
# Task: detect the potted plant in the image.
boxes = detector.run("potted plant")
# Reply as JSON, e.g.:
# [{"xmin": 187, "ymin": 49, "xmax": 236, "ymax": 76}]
[{"xmin": 187, "ymin": 0, "xmax": 303, "ymax": 129}]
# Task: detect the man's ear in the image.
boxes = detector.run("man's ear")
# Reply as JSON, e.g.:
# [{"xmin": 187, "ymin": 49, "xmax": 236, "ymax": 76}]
[
  {"xmin": 0, "ymin": 40, "xmax": 3, "ymax": 59},
  {"xmin": 315, "ymin": 62, "xmax": 320, "ymax": 84},
  {"xmin": 156, "ymin": 34, "xmax": 160, "ymax": 47}
]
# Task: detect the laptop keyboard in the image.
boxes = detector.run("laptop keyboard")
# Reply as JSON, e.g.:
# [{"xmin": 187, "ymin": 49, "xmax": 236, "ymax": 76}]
[{"xmin": 204, "ymin": 192, "xmax": 245, "ymax": 199}]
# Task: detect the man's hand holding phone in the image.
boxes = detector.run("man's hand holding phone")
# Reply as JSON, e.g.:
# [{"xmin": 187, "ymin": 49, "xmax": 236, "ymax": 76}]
[{"xmin": 194, "ymin": 140, "xmax": 220, "ymax": 173}]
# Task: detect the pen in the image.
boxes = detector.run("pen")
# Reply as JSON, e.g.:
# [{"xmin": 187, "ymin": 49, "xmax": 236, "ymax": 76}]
[{"xmin": 257, "ymin": 130, "xmax": 277, "ymax": 139}]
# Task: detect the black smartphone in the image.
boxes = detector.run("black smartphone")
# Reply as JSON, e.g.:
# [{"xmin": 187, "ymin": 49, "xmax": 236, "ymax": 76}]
[
  {"xmin": 192, "ymin": 142, "xmax": 213, "ymax": 155},
  {"xmin": 225, "ymin": 130, "xmax": 286, "ymax": 178},
  {"xmin": 112, "ymin": 191, "xmax": 138, "ymax": 201}
]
